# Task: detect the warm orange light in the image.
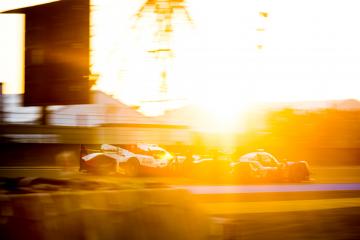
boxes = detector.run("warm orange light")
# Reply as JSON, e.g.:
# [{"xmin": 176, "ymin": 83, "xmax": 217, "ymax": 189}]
[{"xmin": 2, "ymin": 0, "xmax": 360, "ymax": 114}]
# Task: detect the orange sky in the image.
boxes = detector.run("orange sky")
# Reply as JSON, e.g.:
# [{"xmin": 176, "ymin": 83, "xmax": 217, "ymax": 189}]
[{"xmin": 1, "ymin": 0, "xmax": 360, "ymax": 118}]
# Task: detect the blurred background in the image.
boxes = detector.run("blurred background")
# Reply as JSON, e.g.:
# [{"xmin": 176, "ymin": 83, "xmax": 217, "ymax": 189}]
[{"xmin": 0, "ymin": 1, "xmax": 360, "ymax": 239}]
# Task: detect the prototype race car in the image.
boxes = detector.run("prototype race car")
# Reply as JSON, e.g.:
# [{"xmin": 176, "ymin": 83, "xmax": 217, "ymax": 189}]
[
  {"xmin": 231, "ymin": 151, "xmax": 310, "ymax": 182},
  {"xmin": 80, "ymin": 144, "xmax": 174, "ymax": 176},
  {"xmin": 230, "ymin": 160, "xmax": 265, "ymax": 181}
]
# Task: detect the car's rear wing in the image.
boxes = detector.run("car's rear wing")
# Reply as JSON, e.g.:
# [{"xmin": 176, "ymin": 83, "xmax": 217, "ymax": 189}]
[{"xmin": 80, "ymin": 144, "xmax": 101, "ymax": 158}]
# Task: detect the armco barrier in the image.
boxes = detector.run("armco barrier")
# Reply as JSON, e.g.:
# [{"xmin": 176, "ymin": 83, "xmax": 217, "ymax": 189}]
[
  {"xmin": 78, "ymin": 190, "xmax": 142, "ymax": 239},
  {"xmin": 2, "ymin": 193, "xmax": 59, "ymax": 240},
  {"xmin": 138, "ymin": 189, "xmax": 210, "ymax": 240},
  {"xmin": 0, "ymin": 188, "xmax": 211, "ymax": 240},
  {"xmin": 50, "ymin": 193, "xmax": 83, "ymax": 240},
  {"xmin": 0, "ymin": 195, "xmax": 14, "ymax": 239}
]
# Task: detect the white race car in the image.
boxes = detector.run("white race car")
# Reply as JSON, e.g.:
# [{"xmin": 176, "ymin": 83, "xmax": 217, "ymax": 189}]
[{"xmin": 80, "ymin": 144, "xmax": 174, "ymax": 176}]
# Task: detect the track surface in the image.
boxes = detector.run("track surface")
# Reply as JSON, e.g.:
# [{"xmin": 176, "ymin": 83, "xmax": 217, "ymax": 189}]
[
  {"xmin": 175, "ymin": 183, "xmax": 360, "ymax": 194},
  {"xmin": 1, "ymin": 167, "xmax": 359, "ymax": 240}
]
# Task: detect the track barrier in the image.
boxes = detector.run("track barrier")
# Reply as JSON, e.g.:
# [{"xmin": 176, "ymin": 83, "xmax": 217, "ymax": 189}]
[{"xmin": 0, "ymin": 188, "xmax": 212, "ymax": 240}]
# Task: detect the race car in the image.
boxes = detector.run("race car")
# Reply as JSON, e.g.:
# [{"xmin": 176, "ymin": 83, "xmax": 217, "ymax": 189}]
[
  {"xmin": 231, "ymin": 151, "xmax": 310, "ymax": 182},
  {"xmin": 80, "ymin": 144, "xmax": 174, "ymax": 176},
  {"xmin": 230, "ymin": 160, "xmax": 266, "ymax": 181}
]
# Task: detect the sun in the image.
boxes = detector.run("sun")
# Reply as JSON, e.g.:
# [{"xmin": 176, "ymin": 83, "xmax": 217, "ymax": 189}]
[
  {"xmin": 90, "ymin": 0, "xmax": 260, "ymax": 131},
  {"xmin": 193, "ymin": 86, "xmax": 252, "ymax": 132},
  {"xmin": 2, "ymin": 0, "xmax": 360, "ymax": 122}
]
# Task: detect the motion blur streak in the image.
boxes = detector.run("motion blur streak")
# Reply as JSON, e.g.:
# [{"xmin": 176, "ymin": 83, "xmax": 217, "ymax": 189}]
[{"xmin": 176, "ymin": 183, "xmax": 360, "ymax": 194}]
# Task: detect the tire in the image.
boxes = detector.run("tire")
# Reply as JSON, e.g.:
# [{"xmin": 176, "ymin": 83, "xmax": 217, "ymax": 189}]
[
  {"xmin": 124, "ymin": 158, "xmax": 140, "ymax": 177},
  {"xmin": 298, "ymin": 161, "xmax": 310, "ymax": 181},
  {"xmin": 288, "ymin": 162, "xmax": 310, "ymax": 182},
  {"xmin": 87, "ymin": 155, "xmax": 117, "ymax": 175}
]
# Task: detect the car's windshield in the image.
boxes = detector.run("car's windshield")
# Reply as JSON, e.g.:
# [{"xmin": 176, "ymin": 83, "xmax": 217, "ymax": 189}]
[
  {"xmin": 238, "ymin": 153, "xmax": 257, "ymax": 162},
  {"xmin": 151, "ymin": 149, "xmax": 173, "ymax": 160},
  {"xmin": 239, "ymin": 152, "xmax": 280, "ymax": 167},
  {"xmin": 257, "ymin": 152, "xmax": 280, "ymax": 167},
  {"xmin": 151, "ymin": 150, "xmax": 166, "ymax": 158}
]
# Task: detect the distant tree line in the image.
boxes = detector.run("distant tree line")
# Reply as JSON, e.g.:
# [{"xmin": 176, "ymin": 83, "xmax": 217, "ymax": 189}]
[{"xmin": 235, "ymin": 108, "xmax": 360, "ymax": 165}]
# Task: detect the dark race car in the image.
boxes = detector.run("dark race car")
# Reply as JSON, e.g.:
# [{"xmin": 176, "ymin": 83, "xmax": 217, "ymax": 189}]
[
  {"xmin": 232, "ymin": 151, "xmax": 310, "ymax": 182},
  {"xmin": 230, "ymin": 160, "xmax": 266, "ymax": 181}
]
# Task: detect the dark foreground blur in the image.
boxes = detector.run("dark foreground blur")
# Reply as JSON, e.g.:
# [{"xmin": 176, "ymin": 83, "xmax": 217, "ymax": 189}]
[
  {"xmin": 0, "ymin": 179, "xmax": 211, "ymax": 240},
  {"xmin": 1, "ymin": 176, "xmax": 360, "ymax": 240},
  {"xmin": 221, "ymin": 207, "xmax": 360, "ymax": 240}
]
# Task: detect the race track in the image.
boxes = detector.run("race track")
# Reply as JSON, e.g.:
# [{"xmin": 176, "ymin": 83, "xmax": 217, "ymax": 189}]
[{"xmin": 175, "ymin": 183, "xmax": 360, "ymax": 194}]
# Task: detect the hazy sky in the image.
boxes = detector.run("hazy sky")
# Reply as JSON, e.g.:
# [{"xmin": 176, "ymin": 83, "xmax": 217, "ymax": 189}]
[{"xmin": 1, "ymin": 0, "xmax": 360, "ymax": 112}]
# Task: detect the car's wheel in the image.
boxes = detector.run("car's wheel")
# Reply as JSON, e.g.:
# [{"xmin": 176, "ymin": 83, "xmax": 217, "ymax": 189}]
[
  {"xmin": 124, "ymin": 158, "xmax": 140, "ymax": 177},
  {"xmin": 87, "ymin": 155, "xmax": 117, "ymax": 175},
  {"xmin": 288, "ymin": 162, "xmax": 310, "ymax": 182},
  {"xmin": 298, "ymin": 161, "xmax": 310, "ymax": 181}
]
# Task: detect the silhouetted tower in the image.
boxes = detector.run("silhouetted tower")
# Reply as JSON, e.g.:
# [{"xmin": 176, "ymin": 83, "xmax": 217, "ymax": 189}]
[{"xmin": 256, "ymin": 1, "xmax": 269, "ymax": 50}]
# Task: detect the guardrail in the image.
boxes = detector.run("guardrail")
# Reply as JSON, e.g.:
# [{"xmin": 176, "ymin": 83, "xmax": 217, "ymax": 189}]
[{"xmin": 0, "ymin": 188, "xmax": 211, "ymax": 240}]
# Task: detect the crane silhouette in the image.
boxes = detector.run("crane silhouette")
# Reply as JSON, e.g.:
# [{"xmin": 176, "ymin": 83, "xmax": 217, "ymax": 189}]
[{"xmin": 134, "ymin": 0, "xmax": 192, "ymax": 97}]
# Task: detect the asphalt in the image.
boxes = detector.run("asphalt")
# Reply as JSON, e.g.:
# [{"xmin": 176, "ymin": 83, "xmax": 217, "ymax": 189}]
[{"xmin": 175, "ymin": 183, "xmax": 360, "ymax": 194}]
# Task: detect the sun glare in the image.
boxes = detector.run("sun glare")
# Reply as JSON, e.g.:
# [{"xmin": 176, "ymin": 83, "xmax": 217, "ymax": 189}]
[
  {"xmin": 91, "ymin": 0, "xmax": 259, "ymax": 124},
  {"xmin": 2, "ymin": 0, "xmax": 360, "ymax": 132},
  {"xmin": 90, "ymin": 0, "xmax": 360, "ymax": 118},
  {"xmin": 88, "ymin": 0, "xmax": 276, "ymax": 133}
]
